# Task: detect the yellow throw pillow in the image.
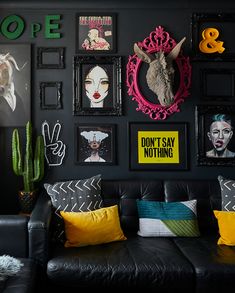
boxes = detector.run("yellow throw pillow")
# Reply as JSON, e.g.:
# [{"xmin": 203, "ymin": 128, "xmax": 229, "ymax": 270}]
[
  {"xmin": 60, "ymin": 205, "xmax": 127, "ymax": 247},
  {"xmin": 214, "ymin": 210, "xmax": 235, "ymax": 245}
]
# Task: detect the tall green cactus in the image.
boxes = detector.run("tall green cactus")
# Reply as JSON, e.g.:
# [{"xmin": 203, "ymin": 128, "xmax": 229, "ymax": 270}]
[{"xmin": 12, "ymin": 121, "xmax": 44, "ymax": 192}]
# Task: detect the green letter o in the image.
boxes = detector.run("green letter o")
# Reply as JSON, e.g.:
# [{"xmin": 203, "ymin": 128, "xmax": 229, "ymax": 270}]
[{"xmin": 1, "ymin": 15, "xmax": 25, "ymax": 39}]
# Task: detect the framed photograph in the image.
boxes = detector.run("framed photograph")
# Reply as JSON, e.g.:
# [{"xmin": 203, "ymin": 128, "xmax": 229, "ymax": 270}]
[
  {"xmin": 40, "ymin": 82, "xmax": 63, "ymax": 110},
  {"xmin": 76, "ymin": 13, "xmax": 116, "ymax": 53},
  {"xmin": 129, "ymin": 122, "xmax": 188, "ymax": 171},
  {"xmin": 37, "ymin": 47, "xmax": 65, "ymax": 69},
  {"xmin": 73, "ymin": 55, "xmax": 122, "ymax": 116},
  {"xmin": 196, "ymin": 105, "xmax": 235, "ymax": 166},
  {"xmin": 0, "ymin": 44, "xmax": 31, "ymax": 127},
  {"xmin": 192, "ymin": 13, "xmax": 235, "ymax": 61},
  {"xmin": 75, "ymin": 124, "xmax": 116, "ymax": 165}
]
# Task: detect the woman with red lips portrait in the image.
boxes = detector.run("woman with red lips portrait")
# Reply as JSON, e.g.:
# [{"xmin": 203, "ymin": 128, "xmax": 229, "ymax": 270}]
[
  {"xmin": 206, "ymin": 114, "xmax": 235, "ymax": 158},
  {"xmin": 84, "ymin": 65, "xmax": 110, "ymax": 108}
]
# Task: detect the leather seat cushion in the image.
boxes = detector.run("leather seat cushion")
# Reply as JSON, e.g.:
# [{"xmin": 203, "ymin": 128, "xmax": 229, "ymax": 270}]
[
  {"xmin": 174, "ymin": 236, "xmax": 235, "ymax": 293},
  {"xmin": 47, "ymin": 235, "xmax": 194, "ymax": 290}
]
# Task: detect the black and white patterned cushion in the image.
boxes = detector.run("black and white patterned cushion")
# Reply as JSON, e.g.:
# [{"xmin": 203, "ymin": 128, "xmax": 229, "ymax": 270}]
[
  {"xmin": 44, "ymin": 174, "xmax": 103, "ymax": 243},
  {"xmin": 218, "ymin": 175, "xmax": 235, "ymax": 211}
]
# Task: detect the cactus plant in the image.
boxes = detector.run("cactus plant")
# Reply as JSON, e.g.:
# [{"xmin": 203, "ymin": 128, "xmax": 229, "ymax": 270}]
[{"xmin": 12, "ymin": 121, "xmax": 44, "ymax": 192}]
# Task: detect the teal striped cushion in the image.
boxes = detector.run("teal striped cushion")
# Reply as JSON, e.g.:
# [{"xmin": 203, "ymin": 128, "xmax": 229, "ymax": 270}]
[{"xmin": 136, "ymin": 199, "xmax": 200, "ymax": 237}]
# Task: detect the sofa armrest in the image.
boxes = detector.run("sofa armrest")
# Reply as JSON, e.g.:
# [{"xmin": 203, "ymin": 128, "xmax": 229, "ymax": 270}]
[
  {"xmin": 28, "ymin": 191, "xmax": 52, "ymax": 267},
  {"xmin": 0, "ymin": 215, "xmax": 28, "ymax": 257}
]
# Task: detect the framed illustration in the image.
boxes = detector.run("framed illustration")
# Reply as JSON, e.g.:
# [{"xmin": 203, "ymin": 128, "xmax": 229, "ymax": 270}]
[
  {"xmin": 40, "ymin": 82, "xmax": 63, "ymax": 110},
  {"xmin": 75, "ymin": 124, "xmax": 116, "ymax": 165},
  {"xmin": 37, "ymin": 47, "xmax": 65, "ymax": 69},
  {"xmin": 0, "ymin": 44, "xmax": 31, "ymax": 127},
  {"xmin": 76, "ymin": 13, "xmax": 116, "ymax": 53},
  {"xmin": 196, "ymin": 105, "xmax": 235, "ymax": 166},
  {"xmin": 129, "ymin": 122, "xmax": 188, "ymax": 170},
  {"xmin": 73, "ymin": 55, "xmax": 122, "ymax": 116},
  {"xmin": 200, "ymin": 68, "xmax": 235, "ymax": 101},
  {"xmin": 192, "ymin": 13, "xmax": 235, "ymax": 61}
]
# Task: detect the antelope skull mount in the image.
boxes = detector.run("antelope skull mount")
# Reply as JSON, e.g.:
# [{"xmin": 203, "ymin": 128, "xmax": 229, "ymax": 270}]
[{"xmin": 134, "ymin": 37, "xmax": 186, "ymax": 107}]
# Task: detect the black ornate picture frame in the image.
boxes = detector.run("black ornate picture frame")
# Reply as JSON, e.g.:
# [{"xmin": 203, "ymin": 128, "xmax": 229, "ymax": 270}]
[
  {"xmin": 76, "ymin": 13, "xmax": 116, "ymax": 53},
  {"xmin": 192, "ymin": 13, "xmax": 235, "ymax": 61},
  {"xmin": 129, "ymin": 122, "xmax": 188, "ymax": 171},
  {"xmin": 40, "ymin": 82, "xmax": 63, "ymax": 110},
  {"xmin": 74, "ymin": 123, "xmax": 116, "ymax": 165},
  {"xmin": 73, "ymin": 55, "xmax": 122, "ymax": 116},
  {"xmin": 37, "ymin": 47, "xmax": 65, "ymax": 69},
  {"xmin": 196, "ymin": 105, "xmax": 235, "ymax": 166}
]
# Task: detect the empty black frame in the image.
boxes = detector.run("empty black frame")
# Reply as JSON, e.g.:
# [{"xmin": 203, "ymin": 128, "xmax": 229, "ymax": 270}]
[
  {"xmin": 76, "ymin": 13, "xmax": 116, "ymax": 53},
  {"xmin": 129, "ymin": 122, "xmax": 188, "ymax": 171},
  {"xmin": 196, "ymin": 105, "xmax": 235, "ymax": 166},
  {"xmin": 37, "ymin": 47, "xmax": 65, "ymax": 69},
  {"xmin": 73, "ymin": 55, "xmax": 122, "ymax": 116},
  {"xmin": 192, "ymin": 13, "xmax": 235, "ymax": 61},
  {"xmin": 200, "ymin": 68, "xmax": 235, "ymax": 100},
  {"xmin": 74, "ymin": 123, "xmax": 116, "ymax": 165},
  {"xmin": 40, "ymin": 82, "xmax": 63, "ymax": 110}
]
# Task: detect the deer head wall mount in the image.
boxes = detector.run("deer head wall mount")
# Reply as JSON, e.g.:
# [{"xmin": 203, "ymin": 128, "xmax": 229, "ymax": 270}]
[{"xmin": 126, "ymin": 26, "xmax": 191, "ymax": 120}]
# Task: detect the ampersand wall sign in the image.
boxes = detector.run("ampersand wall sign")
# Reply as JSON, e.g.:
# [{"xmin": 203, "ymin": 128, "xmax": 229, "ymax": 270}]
[
  {"xmin": 199, "ymin": 28, "xmax": 225, "ymax": 54},
  {"xmin": 126, "ymin": 26, "xmax": 191, "ymax": 120}
]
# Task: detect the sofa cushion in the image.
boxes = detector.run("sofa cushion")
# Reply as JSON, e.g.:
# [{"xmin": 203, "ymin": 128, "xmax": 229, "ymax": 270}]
[
  {"xmin": 173, "ymin": 236, "xmax": 235, "ymax": 293},
  {"xmin": 214, "ymin": 210, "xmax": 235, "ymax": 245},
  {"xmin": 218, "ymin": 175, "xmax": 235, "ymax": 211},
  {"xmin": 44, "ymin": 174, "xmax": 103, "ymax": 243},
  {"xmin": 60, "ymin": 205, "xmax": 126, "ymax": 247},
  {"xmin": 136, "ymin": 199, "xmax": 200, "ymax": 237},
  {"xmin": 47, "ymin": 236, "xmax": 194, "ymax": 290}
]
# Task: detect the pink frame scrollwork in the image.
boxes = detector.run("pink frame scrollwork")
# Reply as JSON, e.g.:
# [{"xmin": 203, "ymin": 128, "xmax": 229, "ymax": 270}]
[{"xmin": 126, "ymin": 26, "xmax": 192, "ymax": 120}]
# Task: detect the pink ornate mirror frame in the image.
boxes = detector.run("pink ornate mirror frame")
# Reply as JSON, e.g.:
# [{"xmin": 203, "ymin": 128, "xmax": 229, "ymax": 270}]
[{"xmin": 126, "ymin": 26, "xmax": 191, "ymax": 120}]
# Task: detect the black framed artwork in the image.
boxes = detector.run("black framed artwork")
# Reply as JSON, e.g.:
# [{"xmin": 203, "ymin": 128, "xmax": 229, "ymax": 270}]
[
  {"xmin": 196, "ymin": 105, "xmax": 235, "ymax": 166},
  {"xmin": 73, "ymin": 55, "xmax": 122, "ymax": 116},
  {"xmin": 0, "ymin": 43, "xmax": 31, "ymax": 127},
  {"xmin": 129, "ymin": 122, "xmax": 188, "ymax": 171},
  {"xmin": 74, "ymin": 123, "xmax": 116, "ymax": 165},
  {"xmin": 40, "ymin": 82, "xmax": 63, "ymax": 110},
  {"xmin": 76, "ymin": 13, "xmax": 116, "ymax": 53},
  {"xmin": 192, "ymin": 13, "xmax": 235, "ymax": 61},
  {"xmin": 37, "ymin": 47, "xmax": 65, "ymax": 69}
]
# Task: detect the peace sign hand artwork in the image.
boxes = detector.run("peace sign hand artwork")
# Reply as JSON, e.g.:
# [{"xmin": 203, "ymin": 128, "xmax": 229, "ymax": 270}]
[{"xmin": 42, "ymin": 120, "xmax": 66, "ymax": 166}]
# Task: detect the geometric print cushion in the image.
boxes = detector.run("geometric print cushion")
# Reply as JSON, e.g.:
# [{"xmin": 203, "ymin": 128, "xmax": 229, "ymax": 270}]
[
  {"xmin": 218, "ymin": 175, "xmax": 235, "ymax": 211},
  {"xmin": 44, "ymin": 174, "xmax": 103, "ymax": 243},
  {"xmin": 136, "ymin": 199, "xmax": 200, "ymax": 237}
]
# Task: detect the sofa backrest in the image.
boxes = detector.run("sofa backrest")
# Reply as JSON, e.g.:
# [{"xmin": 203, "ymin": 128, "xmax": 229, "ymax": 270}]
[{"xmin": 101, "ymin": 179, "xmax": 222, "ymax": 235}]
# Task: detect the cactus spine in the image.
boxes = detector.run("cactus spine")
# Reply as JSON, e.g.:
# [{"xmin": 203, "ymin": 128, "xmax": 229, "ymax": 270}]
[{"xmin": 12, "ymin": 121, "xmax": 44, "ymax": 192}]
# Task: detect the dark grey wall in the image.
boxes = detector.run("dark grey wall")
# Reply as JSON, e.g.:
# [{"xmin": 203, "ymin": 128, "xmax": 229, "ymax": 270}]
[{"xmin": 1, "ymin": 0, "xmax": 235, "ymax": 212}]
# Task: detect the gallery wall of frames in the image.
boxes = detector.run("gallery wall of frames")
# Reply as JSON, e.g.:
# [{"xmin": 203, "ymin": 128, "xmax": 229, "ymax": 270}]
[{"xmin": 1, "ymin": 0, "xmax": 235, "ymax": 211}]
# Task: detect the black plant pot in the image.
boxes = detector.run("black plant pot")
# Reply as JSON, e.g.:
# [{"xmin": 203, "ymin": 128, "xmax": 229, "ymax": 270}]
[{"xmin": 18, "ymin": 190, "xmax": 38, "ymax": 214}]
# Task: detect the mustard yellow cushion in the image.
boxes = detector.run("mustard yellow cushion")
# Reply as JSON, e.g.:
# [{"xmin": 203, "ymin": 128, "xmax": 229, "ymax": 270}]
[
  {"xmin": 214, "ymin": 210, "xmax": 235, "ymax": 245},
  {"xmin": 60, "ymin": 205, "xmax": 126, "ymax": 247}
]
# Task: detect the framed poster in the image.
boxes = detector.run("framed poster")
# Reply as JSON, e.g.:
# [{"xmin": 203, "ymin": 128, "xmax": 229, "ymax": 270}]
[
  {"xmin": 129, "ymin": 122, "xmax": 188, "ymax": 170},
  {"xmin": 76, "ymin": 13, "xmax": 116, "ymax": 53},
  {"xmin": 75, "ymin": 123, "xmax": 116, "ymax": 165},
  {"xmin": 73, "ymin": 55, "xmax": 122, "ymax": 116},
  {"xmin": 0, "ymin": 44, "xmax": 31, "ymax": 127},
  {"xmin": 196, "ymin": 105, "xmax": 235, "ymax": 166}
]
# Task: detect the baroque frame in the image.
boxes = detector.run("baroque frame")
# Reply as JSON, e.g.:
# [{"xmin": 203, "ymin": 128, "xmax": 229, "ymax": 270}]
[
  {"xmin": 196, "ymin": 105, "xmax": 235, "ymax": 166},
  {"xmin": 37, "ymin": 47, "xmax": 65, "ymax": 69},
  {"xmin": 73, "ymin": 55, "xmax": 122, "ymax": 116},
  {"xmin": 126, "ymin": 26, "xmax": 191, "ymax": 120},
  {"xmin": 74, "ymin": 123, "xmax": 116, "ymax": 165},
  {"xmin": 40, "ymin": 82, "xmax": 63, "ymax": 110},
  {"xmin": 129, "ymin": 122, "xmax": 188, "ymax": 170},
  {"xmin": 76, "ymin": 13, "xmax": 116, "ymax": 53}
]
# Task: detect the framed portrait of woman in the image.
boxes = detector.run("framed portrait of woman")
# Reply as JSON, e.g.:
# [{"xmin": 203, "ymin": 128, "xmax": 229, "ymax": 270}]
[
  {"xmin": 73, "ymin": 55, "xmax": 122, "ymax": 116},
  {"xmin": 196, "ymin": 105, "xmax": 235, "ymax": 166}
]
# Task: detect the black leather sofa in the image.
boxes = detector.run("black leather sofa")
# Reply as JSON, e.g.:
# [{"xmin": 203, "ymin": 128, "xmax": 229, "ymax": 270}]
[{"xmin": 30, "ymin": 179, "xmax": 235, "ymax": 292}]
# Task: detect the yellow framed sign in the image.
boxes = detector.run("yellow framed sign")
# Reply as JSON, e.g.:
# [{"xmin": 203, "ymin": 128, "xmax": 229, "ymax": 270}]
[{"xmin": 129, "ymin": 122, "xmax": 188, "ymax": 170}]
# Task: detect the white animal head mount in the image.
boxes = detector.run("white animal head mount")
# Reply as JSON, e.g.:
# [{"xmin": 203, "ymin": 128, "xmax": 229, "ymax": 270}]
[{"xmin": 134, "ymin": 37, "xmax": 186, "ymax": 107}]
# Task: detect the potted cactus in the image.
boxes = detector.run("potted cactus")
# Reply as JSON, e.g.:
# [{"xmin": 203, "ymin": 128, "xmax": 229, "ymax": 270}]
[{"xmin": 12, "ymin": 121, "xmax": 45, "ymax": 213}]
